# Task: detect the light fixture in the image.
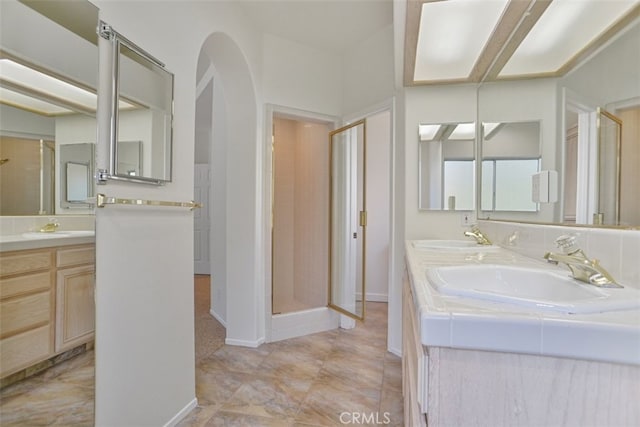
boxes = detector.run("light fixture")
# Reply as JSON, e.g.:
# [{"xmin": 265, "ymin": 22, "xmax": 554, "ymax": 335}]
[
  {"xmin": 500, "ymin": 0, "xmax": 639, "ymax": 76},
  {"xmin": 0, "ymin": 58, "xmax": 136, "ymax": 115},
  {"xmin": 414, "ymin": 0, "xmax": 509, "ymax": 81},
  {"xmin": 449, "ymin": 122, "xmax": 476, "ymax": 140},
  {"xmin": 419, "ymin": 124, "xmax": 441, "ymax": 141},
  {"xmin": 0, "ymin": 87, "xmax": 74, "ymax": 115}
]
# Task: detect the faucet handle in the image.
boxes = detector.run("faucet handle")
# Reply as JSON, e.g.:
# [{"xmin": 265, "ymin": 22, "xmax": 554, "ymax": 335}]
[{"xmin": 554, "ymin": 234, "xmax": 577, "ymax": 253}]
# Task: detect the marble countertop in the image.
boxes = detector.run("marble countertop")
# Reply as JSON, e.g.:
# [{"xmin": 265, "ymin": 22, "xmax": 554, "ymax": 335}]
[
  {"xmin": 0, "ymin": 231, "xmax": 95, "ymax": 252},
  {"xmin": 405, "ymin": 240, "xmax": 640, "ymax": 366}
]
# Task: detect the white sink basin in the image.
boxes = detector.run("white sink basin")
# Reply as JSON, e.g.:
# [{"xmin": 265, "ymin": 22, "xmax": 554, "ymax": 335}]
[
  {"xmin": 22, "ymin": 230, "xmax": 94, "ymax": 239},
  {"xmin": 426, "ymin": 264, "xmax": 640, "ymax": 314},
  {"xmin": 413, "ymin": 240, "xmax": 499, "ymax": 251}
]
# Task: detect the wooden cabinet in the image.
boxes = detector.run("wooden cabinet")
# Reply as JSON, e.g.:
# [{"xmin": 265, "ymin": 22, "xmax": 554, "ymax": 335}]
[
  {"xmin": 402, "ymin": 269, "xmax": 428, "ymax": 427},
  {"xmin": 55, "ymin": 246, "xmax": 95, "ymax": 352},
  {"xmin": 0, "ymin": 248, "xmax": 55, "ymax": 377},
  {"xmin": 0, "ymin": 244, "xmax": 94, "ymax": 378}
]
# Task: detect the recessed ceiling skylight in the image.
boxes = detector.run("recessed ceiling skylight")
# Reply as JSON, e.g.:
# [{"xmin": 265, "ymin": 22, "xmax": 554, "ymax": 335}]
[
  {"xmin": 500, "ymin": 0, "xmax": 638, "ymax": 76},
  {"xmin": 0, "ymin": 87, "xmax": 73, "ymax": 115},
  {"xmin": 0, "ymin": 59, "xmax": 97, "ymax": 110},
  {"xmin": 449, "ymin": 122, "xmax": 476, "ymax": 140},
  {"xmin": 0, "ymin": 58, "xmax": 136, "ymax": 115},
  {"xmin": 414, "ymin": 0, "xmax": 509, "ymax": 81},
  {"xmin": 419, "ymin": 124, "xmax": 440, "ymax": 141}
]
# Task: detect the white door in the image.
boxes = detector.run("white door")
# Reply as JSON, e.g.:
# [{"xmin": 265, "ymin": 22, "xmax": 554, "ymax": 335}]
[{"xmin": 194, "ymin": 164, "xmax": 210, "ymax": 274}]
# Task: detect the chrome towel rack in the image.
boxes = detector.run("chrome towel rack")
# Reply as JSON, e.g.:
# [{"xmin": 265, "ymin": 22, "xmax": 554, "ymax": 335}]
[{"xmin": 96, "ymin": 194, "xmax": 202, "ymax": 210}]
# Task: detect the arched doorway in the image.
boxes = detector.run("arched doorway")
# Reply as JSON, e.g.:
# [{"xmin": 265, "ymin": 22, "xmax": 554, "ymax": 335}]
[{"xmin": 194, "ymin": 33, "xmax": 265, "ymax": 346}]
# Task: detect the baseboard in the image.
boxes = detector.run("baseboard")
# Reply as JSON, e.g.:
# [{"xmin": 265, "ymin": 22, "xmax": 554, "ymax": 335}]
[
  {"xmin": 225, "ymin": 336, "xmax": 265, "ymax": 348},
  {"xmin": 356, "ymin": 292, "xmax": 389, "ymax": 302},
  {"xmin": 163, "ymin": 398, "xmax": 198, "ymax": 427},
  {"xmin": 366, "ymin": 292, "xmax": 388, "ymax": 302},
  {"xmin": 209, "ymin": 308, "xmax": 227, "ymax": 328},
  {"xmin": 388, "ymin": 345, "xmax": 402, "ymax": 358},
  {"xmin": 270, "ymin": 307, "xmax": 339, "ymax": 342}
]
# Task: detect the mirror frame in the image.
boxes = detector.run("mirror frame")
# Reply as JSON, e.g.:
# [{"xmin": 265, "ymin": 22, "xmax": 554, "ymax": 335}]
[{"xmin": 98, "ymin": 21, "xmax": 174, "ymax": 186}]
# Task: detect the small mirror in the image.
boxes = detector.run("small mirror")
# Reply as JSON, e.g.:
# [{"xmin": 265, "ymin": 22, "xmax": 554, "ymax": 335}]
[
  {"xmin": 101, "ymin": 22, "xmax": 173, "ymax": 185},
  {"xmin": 66, "ymin": 162, "xmax": 89, "ymax": 201},
  {"xmin": 480, "ymin": 121, "xmax": 541, "ymax": 213},
  {"xmin": 60, "ymin": 143, "xmax": 95, "ymax": 208},
  {"xmin": 116, "ymin": 140, "xmax": 142, "ymax": 176},
  {"xmin": 418, "ymin": 122, "xmax": 475, "ymax": 210}
]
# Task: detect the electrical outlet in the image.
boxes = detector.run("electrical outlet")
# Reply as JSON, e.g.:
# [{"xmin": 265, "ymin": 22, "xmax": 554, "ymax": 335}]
[{"xmin": 461, "ymin": 211, "xmax": 476, "ymax": 226}]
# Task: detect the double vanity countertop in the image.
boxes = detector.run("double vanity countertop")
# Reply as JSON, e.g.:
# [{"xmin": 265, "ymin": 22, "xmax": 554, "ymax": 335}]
[
  {"xmin": 406, "ymin": 240, "xmax": 640, "ymax": 366},
  {"xmin": 0, "ymin": 230, "xmax": 95, "ymax": 252}
]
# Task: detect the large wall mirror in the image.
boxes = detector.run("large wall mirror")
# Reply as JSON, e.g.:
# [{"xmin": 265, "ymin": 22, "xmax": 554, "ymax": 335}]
[
  {"xmin": 478, "ymin": 16, "xmax": 640, "ymax": 228},
  {"xmin": 0, "ymin": 1, "xmax": 98, "ymax": 215},
  {"xmin": 99, "ymin": 22, "xmax": 174, "ymax": 185}
]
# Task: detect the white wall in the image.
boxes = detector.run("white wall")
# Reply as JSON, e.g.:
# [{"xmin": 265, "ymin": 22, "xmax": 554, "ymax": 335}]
[
  {"xmin": 0, "ymin": 104, "xmax": 55, "ymax": 139},
  {"xmin": 405, "ymin": 84, "xmax": 478, "ymax": 240},
  {"xmin": 92, "ymin": 0, "xmax": 264, "ymax": 425},
  {"xmin": 365, "ymin": 110, "xmax": 391, "ymax": 301},
  {"xmin": 55, "ymin": 114, "xmax": 96, "ymax": 215},
  {"xmin": 478, "ymin": 78, "xmax": 558, "ymax": 223},
  {"xmin": 262, "ymin": 33, "xmax": 343, "ymax": 116},
  {"xmin": 342, "ymin": 24, "xmax": 395, "ymax": 116},
  {"xmin": 561, "ymin": 20, "xmax": 640, "ymax": 107}
]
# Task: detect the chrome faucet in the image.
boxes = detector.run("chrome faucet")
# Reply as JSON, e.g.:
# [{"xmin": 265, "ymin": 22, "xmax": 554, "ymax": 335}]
[
  {"xmin": 463, "ymin": 226, "xmax": 492, "ymax": 245},
  {"xmin": 39, "ymin": 218, "xmax": 59, "ymax": 233},
  {"xmin": 544, "ymin": 235, "xmax": 622, "ymax": 288}
]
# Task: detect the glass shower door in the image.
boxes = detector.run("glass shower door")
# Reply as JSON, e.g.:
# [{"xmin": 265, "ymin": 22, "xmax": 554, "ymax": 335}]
[{"xmin": 329, "ymin": 120, "xmax": 366, "ymax": 321}]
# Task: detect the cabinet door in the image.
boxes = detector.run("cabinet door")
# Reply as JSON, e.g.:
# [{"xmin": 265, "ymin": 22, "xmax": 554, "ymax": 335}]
[{"xmin": 56, "ymin": 265, "xmax": 95, "ymax": 352}]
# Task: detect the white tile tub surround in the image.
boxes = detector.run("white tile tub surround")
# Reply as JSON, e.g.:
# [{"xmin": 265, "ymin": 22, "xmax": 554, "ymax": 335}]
[
  {"xmin": 479, "ymin": 220, "xmax": 640, "ymax": 290},
  {"xmin": 405, "ymin": 240, "xmax": 640, "ymax": 365}
]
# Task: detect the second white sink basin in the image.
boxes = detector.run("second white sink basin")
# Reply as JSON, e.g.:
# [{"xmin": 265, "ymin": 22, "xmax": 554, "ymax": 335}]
[
  {"xmin": 426, "ymin": 264, "xmax": 640, "ymax": 314},
  {"xmin": 413, "ymin": 240, "xmax": 499, "ymax": 251}
]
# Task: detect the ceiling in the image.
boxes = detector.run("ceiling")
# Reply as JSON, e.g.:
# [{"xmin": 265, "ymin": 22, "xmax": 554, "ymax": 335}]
[
  {"xmin": 405, "ymin": 0, "xmax": 640, "ymax": 86},
  {"xmin": 238, "ymin": 0, "xmax": 393, "ymax": 53}
]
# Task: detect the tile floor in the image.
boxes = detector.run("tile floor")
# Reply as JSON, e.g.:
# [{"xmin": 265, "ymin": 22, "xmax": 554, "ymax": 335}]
[{"xmin": 0, "ymin": 276, "xmax": 403, "ymax": 426}]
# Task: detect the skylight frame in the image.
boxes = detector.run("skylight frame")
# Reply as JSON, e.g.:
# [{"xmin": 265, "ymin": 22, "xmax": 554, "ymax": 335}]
[
  {"xmin": 0, "ymin": 55, "xmax": 137, "ymax": 116},
  {"xmin": 412, "ymin": 0, "xmax": 510, "ymax": 83},
  {"xmin": 499, "ymin": 0, "xmax": 640, "ymax": 78}
]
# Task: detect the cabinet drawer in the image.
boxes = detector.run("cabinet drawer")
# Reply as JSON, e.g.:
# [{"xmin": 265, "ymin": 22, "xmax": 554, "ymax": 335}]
[
  {"xmin": 0, "ymin": 271, "xmax": 53, "ymax": 300},
  {"xmin": 57, "ymin": 246, "xmax": 95, "ymax": 268},
  {"xmin": 0, "ymin": 250, "xmax": 53, "ymax": 277},
  {"xmin": 0, "ymin": 325, "xmax": 51, "ymax": 377},
  {"xmin": 1, "ymin": 291, "xmax": 51, "ymax": 338}
]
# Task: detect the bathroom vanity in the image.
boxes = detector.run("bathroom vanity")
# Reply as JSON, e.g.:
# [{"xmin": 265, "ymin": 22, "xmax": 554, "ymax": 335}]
[
  {"xmin": 403, "ymin": 240, "xmax": 640, "ymax": 427},
  {"xmin": 0, "ymin": 233, "xmax": 95, "ymax": 379}
]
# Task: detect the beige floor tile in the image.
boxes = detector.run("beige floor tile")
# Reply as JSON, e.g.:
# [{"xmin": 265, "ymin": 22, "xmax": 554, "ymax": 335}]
[{"xmin": 0, "ymin": 281, "xmax": 402, "ymax": 426}]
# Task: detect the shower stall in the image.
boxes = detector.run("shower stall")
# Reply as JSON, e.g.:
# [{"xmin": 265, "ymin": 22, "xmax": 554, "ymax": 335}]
[{"xmin": 271, "ymin": 115, "xmax": 331, "ymax": 314}]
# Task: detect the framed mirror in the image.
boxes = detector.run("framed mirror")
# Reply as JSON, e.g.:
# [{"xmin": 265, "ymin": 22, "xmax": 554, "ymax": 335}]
[
  {"xmin": 60, "ymin": 143, "xmax": 95, "ymax": 208},
  {"xmin": 480, "ymin": 121, "xmax": 541, "ymax": 214},
  {"xmin": 419, "ymin": 121, "xmax": 476, "ymax": 210},
  {"xmin": 66, "ymin": 162, "xmax": 90, "ymax": 201},
  {"xmin": 99, "ymin": 21, "xmax": 174, "ymax": 185}
]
